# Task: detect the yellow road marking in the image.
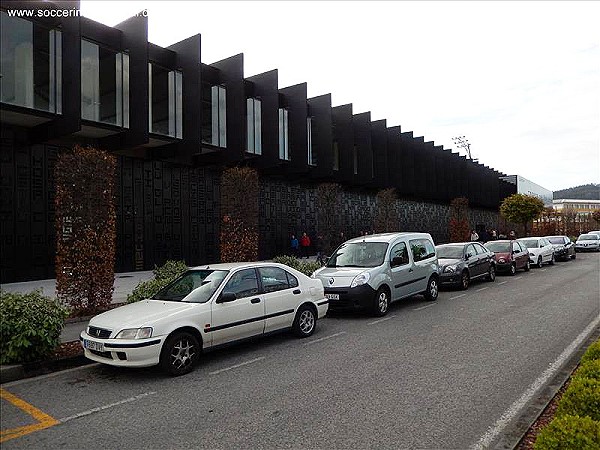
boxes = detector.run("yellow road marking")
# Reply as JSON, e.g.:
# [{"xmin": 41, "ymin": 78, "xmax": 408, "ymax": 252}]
[{"xmin": 0, "ymin": 388, "xmax": 59, "ymax": 443}]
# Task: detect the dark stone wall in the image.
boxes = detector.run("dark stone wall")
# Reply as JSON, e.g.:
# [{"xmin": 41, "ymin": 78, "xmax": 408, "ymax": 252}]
[{"xmin": 1, "ymin": 138, "xmax": 499, "ymax": 283}]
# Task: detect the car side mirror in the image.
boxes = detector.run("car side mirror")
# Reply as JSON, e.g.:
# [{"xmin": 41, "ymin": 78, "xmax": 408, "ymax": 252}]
[
  {"xmin": 465, "ymin": 253, "xmax": 472, "ymax": 260},
  {"xmin": 216, "ymin": 292, "xmax": 237, "ymax": 304}
]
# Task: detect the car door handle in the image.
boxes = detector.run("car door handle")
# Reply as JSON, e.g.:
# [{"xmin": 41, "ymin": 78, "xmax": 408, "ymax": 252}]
[
  {"xmin": 293, "ymin": 289, "xmax": 301, "ymax": 295},
  {"xmin": 250, "ymin": 298, "xmax": 261, "ymax": 304}
]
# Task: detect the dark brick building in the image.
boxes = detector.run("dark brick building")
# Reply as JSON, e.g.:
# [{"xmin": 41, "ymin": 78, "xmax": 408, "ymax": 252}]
[{"xmin": 0, "ymin": 1, "xmax": 516, "ymax": 282}]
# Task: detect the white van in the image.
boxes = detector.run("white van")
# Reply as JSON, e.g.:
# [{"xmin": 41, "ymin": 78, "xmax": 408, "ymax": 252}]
[{"xmin": 312, "ymin": 232, "xmax": 440, "ymax": 316}]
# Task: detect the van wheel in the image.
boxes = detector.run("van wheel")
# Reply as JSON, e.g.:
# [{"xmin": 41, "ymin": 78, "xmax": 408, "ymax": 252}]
[
  {"xmin": 373, "ymin": 288, "xmax": 390, "ymax": 317},
  {"xmin": 424, "ymin": 276, "xmax": 439, "ymax": 301}
]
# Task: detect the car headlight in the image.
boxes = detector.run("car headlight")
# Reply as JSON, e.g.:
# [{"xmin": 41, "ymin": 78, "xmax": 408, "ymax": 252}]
[
  {"xmin": 115, "ymin": 327, "xmax": 153, "ymax": 339},
  {"xmin": 350, "ymin": 272, "xmax": 371, "ymax": 288},
  {"xmin": 443, "ymin": 265, "xmax": 456, "ymax": 273}
]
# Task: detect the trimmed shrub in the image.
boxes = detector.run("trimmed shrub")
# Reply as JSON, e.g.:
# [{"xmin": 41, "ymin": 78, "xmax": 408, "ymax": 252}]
[
  {"xmin": 534, "ymin": 415, "xmax": 600, "ymax": 450},
  {"xmin": 273, "ymin": 256, "xmax": 321, "ymax": 277},
  {"xmin": 55, "ymin": 145, "xmax": 117, "ymax": 312},
  {"xmin": 575, "ymin": 359, "xmax": 600, "ymax": 381},
  {"xmin": 581, "ymin": 339, "xmax": 600, "ymax": 364},
  {"xmin": 127, "ymin": 260, "xmax": 188, "ymax": 303},
  {"xmin": 555, "ymin": 376, "xmax": 600, "ymax": 421},
  {"xmin": 0, "ymin": 290, "xmax": 69, "ymax": 364}
]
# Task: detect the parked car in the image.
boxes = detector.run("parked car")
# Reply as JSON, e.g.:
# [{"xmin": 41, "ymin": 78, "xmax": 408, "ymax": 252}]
[
  {"xmin": 575, "ymin": 234, "xmax": 600, "ymax": 252},
  {"xmin": 484, "ymin": 239, "xmax": 530, "ymax": 274},
  {"xmin": 312, "ymin": 232, "xmax": 440, "ymax": 317},
  {"xmin": 81, "ymin": 262, "xmax": 328, "ymax": 376},
  {"xmin": 587, "ymin": 231, "xmax": 600, "ymax": 237},
  {"xmin": 546, "ymin": 235, "xmax": 576, "ymax": 260},
  {"xmin": 436, "ymin": 242, "xmax": 496, "ymax": 289},
  {"xmin": 517, "ymin": 237, "xmax": 555, "ymax": 267}
]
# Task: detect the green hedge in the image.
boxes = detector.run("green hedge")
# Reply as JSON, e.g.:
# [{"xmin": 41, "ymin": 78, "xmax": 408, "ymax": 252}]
[
  {"xmin": 534, "ymin": 339, "xmax": 600, "ymax": 449},
  {"xmin": 534, "ymin": 415, "xmax": 600, "ymax": 450},
  {"xmin": 0, "ymin": 290, "xmax": 69, "ymax": 364},
  {"xmin": 127, "ymin": 260, "xmax": 188, "ymax": 303},
  {"xmin": 272, "ymin": 255, "xmax": 322, "ymax": 277}
]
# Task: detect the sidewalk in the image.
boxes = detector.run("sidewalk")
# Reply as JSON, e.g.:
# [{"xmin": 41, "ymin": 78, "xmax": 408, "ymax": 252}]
[{"xmin": 1, "ymin": 270, "xmax": 154, "ymax": 343}]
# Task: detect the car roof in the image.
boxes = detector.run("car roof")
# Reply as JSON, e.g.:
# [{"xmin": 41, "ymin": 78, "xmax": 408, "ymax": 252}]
[
  {"xmin": 344, "ymin": 232, "xmax": 432, "ymax": 244},
  {"xmin": 518, "ymin": 236, "xmax": 543, "ymax": 240},
  {"xmin": 189, "ymin": 262, "xmax": 293, "ymax": 271},
  {"xmin": 484, "ymin": 239, "xmax": 514, "ymax": 243},
  {"xmin": 436, "ymin": 242, "xmax": 469, "ymax": 247}
]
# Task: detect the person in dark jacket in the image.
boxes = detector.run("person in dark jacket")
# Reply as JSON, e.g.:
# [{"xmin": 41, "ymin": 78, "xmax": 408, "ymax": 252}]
[{"xmin": 290, "ymin": 234, "xmax": 299, "ymax": 257}]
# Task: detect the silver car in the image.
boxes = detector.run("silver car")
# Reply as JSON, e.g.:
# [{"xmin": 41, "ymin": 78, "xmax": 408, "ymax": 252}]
[
  {"xmin": 312, "ymin": 232, "xmax": 440, "ymax": 317},
  {"xmin": 575, "ymin": 234, "xmax": 600, "ymax": 252}
]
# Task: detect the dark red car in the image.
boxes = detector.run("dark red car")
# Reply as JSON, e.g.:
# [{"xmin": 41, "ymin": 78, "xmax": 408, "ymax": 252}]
[{"xmin": 484, "ymin": 240, "xmax": 530, "ymax": 275}]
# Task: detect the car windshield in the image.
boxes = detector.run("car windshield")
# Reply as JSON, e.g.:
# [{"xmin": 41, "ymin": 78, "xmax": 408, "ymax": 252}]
[
  {"xmin": 484, "ymin": 242, "xmax": 511, "ymax": 253},
  {"xmin": 327, "ymin": 242, "xmax": 389, "ymax": 268},
  {"xmin": 519, "ymin": 239, "xmax": 539, "ymax": 248},
  {"xmin": 579, "ymin": 235, "xmax": 598, "ymax": 241},
  {"xmin": 152, "ymin": 270, "xmax": 229, "ymax": 302},
  {"xmin": 436, "ymin": 245, "xmax": 465, "ymax": 259},
  {"xmin": 548, "ymin": 237, "xmax": 565, "ymax": 244}
]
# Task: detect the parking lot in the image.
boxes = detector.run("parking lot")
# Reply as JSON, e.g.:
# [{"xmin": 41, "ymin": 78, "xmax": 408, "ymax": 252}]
[{"xmin": 1, "ymin": 252, "xmax": 599, "ymax": 449}]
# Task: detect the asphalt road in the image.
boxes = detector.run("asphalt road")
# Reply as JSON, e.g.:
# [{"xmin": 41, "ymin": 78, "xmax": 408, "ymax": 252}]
[{"xmin": 2, "ymin": 253, "xmax": 599, "ymax": 449}]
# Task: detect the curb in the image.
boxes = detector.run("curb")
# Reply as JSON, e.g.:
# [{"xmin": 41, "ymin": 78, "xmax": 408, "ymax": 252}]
[
  {"xmin": 1, "ymin": 347, "xmax": 91, "ymax": 385},
  {"xmin": 492, "ymin": 325, "xmax": 600, "ymax": 449}
]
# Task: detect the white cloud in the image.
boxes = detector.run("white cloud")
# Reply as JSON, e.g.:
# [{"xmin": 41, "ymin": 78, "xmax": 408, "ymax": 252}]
[{"xmin": 80, "ymin": 0, "xmax": 600, "ymax": 191}]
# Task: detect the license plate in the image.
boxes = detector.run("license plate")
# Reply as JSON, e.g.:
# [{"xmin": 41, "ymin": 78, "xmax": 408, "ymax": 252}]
[
  {"xmin": 84, "ymin": 339, "xmax": 104, "ymax": 352},
  {"xmin": 325, "ymin": 293, "xmax": 339, "ymax": 300}
]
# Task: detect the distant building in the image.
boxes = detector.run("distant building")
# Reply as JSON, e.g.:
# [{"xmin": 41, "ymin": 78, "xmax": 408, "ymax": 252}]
[
  {"xmin": 499, "ymin": 175, "xmax": 553, "ymax": 206},
  {"xmin": 553, "ymin": 199, "xmax": 600, "ymax": 216}
]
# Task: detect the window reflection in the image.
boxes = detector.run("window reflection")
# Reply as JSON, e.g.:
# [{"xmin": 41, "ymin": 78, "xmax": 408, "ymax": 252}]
[
  {"xmin": 278, "ymin": 108, "xmax": 289, "ymax": 160},
  {"xmin": 247, "ymin": 97, "xmax": 261, "ymax": 154},
  {"xmin": 202, "ymin": 84, "xmax": 226, "ymax": 147},
  {"xmin": 81, "ymin": 39, "xmax": 129, "ymax": 127},
  {"xmin": 0, "ymin": 12, "xmax": 62, "ymax": 113},
  {"xmin": 148, "ymin": 63, "xmax": 182, "ymax": 138}
]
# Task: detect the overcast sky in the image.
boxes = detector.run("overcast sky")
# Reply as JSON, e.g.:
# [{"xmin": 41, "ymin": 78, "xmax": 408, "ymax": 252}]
[{"xmin": 79, "ymin": 0, "xmax": 599, "ymax": 193}]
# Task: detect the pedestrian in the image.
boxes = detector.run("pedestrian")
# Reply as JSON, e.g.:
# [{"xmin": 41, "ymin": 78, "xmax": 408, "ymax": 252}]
[
  {"xmin": 290, "ymin": 234, "xmax": 299, "ymax": 257},
  {"xmin": 315, "ymin": 233, "xmax": 325, "ymax": 265},
  {"xmin": 300, "ymin": 232, "xmax": 311, "ymax": 259},
  {"xmin": 339, "ymin": 231, "xmax": 345, "ymax": 244},
  {"xmin": 491, "ymin": 229, "xmax": 497, "ymax": 240},
  {"xmin": 509, "ymin": 230, "xmax": 516, "ymax": 239},
  {"xmin": 470, "ymin": 229, "xmax": 479, "ymax": 242}
]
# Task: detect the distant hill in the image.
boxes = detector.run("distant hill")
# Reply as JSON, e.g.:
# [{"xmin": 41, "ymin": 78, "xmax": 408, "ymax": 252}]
[{"xmin": 554, "ymin": 184, "xmax": 600, "ymax": 200}]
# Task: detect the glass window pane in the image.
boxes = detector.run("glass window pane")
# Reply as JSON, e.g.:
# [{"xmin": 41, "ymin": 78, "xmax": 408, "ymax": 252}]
[
  {"xmin": 175, "ymin": 71, "xmax": 182, "ymax": 138},
  {"xmin": 247, "ymin": 98, "xmax": 254, "ymax": 152},
  {"xmin": 81, "ymin": 40, "xmax": 99, "ymax": 121},
  {"xmin": 211, "ymin": 85, "xmax": 219, "ymax": 145},
  {"xmin": 279, "ymin": 108, "xmax": 285, "ymax": 159},
  {"xmin": 122, "ymin": 53, "xmax": 129, "ymax": 128},
  {"xmin": 1, "ymin": 12, "xmax": 33, "ymax": 108},
  {"xmin": 218, "ymin": 86, "xmax": 226, "ymax": 147},
  {"xmin": 255, "ymin": 99, "xmax": 261, "ymax": 154}
]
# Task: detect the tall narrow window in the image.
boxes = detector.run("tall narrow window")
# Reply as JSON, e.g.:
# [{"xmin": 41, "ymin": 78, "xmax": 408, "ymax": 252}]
[
  {"xmin": 353, "ymin": 146, "xmax": 358, "ymax": 175},
  {"xmin": 201, "ymin": 84, "xmax": 226, "ymax": 147},
  {"xmin": 81, "ymin": 39, "xmax": 129, "ymax": 127},
  {"xmin": 333, "ymin": 141, "xmax": 340, "ymax": 171},
  {"xmin": 279, "ymin": 108, "xmax": 289, "ymax": 160},
  {"xmin": 0, "ymin": 12, "xmax": 62, "ymax": 113},
  {"xmin": 148, "ymin": 63, "xmax": 182, "ymax": 138},
  {"xmin": 307, "ymin": 117, "xmax": 316, "ymax": 166},
  {"xmin": 246, "ymin": 97, "xmax": 262, "ymax": 154}
]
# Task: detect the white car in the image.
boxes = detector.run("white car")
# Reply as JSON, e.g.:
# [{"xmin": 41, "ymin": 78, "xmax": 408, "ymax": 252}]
[
  {"xmin": 575, "ymin": 234, "xmax": 600, "ymax": 252},
  {"xmin": 81, "ymin": 262, "xmax": 328, "ymax": 376},
  {"xmin": 517, "ymin": 237, "xmax": 555, "ymax": 268}
]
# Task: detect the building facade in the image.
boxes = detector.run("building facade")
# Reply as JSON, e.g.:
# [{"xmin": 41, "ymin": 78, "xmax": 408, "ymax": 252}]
[
  {"xmin": 499, "ymin": 175, "xmax": 553, "ymax": 206},
  {"xmin": 0, "ymin": 1, "xmax": 516, "ymax": 283}
]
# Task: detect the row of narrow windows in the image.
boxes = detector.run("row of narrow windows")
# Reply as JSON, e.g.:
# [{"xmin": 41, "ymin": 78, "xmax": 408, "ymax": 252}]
[{"xmin": 0, "ymin": 11, "xmax": 366, "ymax": 172}]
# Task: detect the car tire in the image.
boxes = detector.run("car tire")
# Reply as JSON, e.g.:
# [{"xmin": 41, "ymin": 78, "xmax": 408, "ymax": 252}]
[
  {"xmin": 424, "ymin": 276, "xmax": 439, "ymax": 301},
  {"xmin": 487, "ymin": 265, "xmax": 496, "ymax": 282},
  {"xmin": 460, "ymin": 271, "xmax": 470, "ymax": 290},
  {"xmin": 293, "ymin": 304, "xmax": 317, "ymax": 337},
  {"xmin": 372, "ymin": 287, "xmax": 390, "ymax": 317},
  {"xmin": 549, "ymin": 254, "xmax": 555, "ymax": 265},
  {"xmin": 536, "ymin": 256, "xmax": 543, "ymax": 268},
  {"xmin": 524, "ymin": 260, "xmax": 530, "ymax": 272},
  {"xmin": 509, "ymin": 263, "xmax": 517, "ymax": 276},
  {"xmin": 572, "ymin": 253, "xmax": 576, "ymax": 259},
  {"xmin": 160, "ymin": 331, "xmax": 200, "ymax": 376}
]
